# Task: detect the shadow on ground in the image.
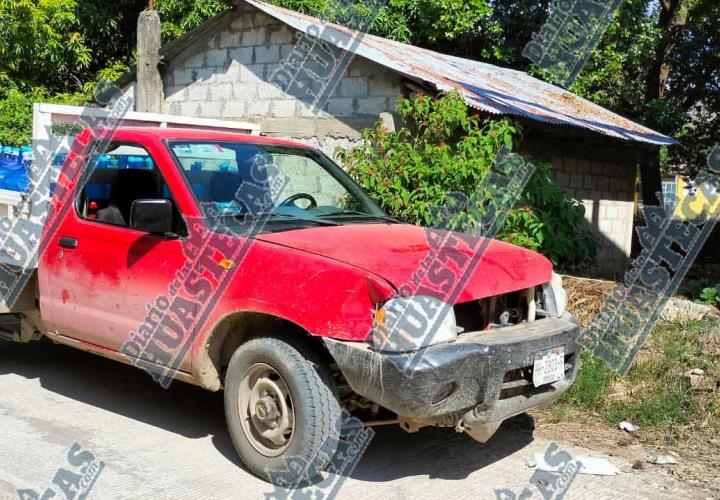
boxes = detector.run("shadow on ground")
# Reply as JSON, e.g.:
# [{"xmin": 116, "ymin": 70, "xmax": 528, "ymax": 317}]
[{"xmin": 0, "ymin": 339, "xmax": 536, "ymax": 483}]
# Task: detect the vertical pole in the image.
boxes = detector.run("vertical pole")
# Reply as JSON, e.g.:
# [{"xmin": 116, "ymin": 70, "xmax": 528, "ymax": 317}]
[{"xmin": 136, "ymin": 10, "xmax": 164, "ymax": 113}]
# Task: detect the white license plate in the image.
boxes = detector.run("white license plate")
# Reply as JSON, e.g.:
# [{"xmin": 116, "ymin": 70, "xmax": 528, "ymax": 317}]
[{"xmin": 533, "ymin": 346, "xmax": 565, "ymax": 387}]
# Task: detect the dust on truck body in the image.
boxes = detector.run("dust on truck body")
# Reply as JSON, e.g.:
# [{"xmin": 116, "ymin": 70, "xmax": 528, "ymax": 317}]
[{"xmin": 0, "ymin": 127, "xmax": 581, "ymax": 484}]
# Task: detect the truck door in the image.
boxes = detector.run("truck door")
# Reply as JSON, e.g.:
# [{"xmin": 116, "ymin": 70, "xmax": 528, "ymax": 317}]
[{"xmin": 40, "ymin": 140, "xmax": 195, "ymax": 373}]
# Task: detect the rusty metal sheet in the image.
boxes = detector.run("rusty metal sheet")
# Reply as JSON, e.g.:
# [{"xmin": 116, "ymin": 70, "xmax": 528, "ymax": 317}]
[{"xmin": 246, "ymin": 0, "xmax": 676, "ymax": 146}]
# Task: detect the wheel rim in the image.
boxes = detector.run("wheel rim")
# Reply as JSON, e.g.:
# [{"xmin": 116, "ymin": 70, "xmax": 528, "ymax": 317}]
[{"xmin": 238, "ymin": 363, "xmax": 295, "ymax": 457}]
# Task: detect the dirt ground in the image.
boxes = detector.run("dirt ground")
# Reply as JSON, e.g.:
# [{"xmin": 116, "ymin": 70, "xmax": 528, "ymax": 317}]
[
  {"xmin": 533, "ymin": 402, "xmax": 720, "ymax": 496},
  {"xmin": 0, "ymin": 340, "xmax": 712, "ymax": 500}
]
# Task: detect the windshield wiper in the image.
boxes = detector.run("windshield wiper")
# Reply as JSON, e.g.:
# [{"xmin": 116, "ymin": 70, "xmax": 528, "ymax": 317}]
[
  {"xmin": 320, "ymin": 210, "xmax": 401, "ymax": 223},
  {"xmin": 266, "ymin": 212, "xmax": 341, "ymax": 226}
]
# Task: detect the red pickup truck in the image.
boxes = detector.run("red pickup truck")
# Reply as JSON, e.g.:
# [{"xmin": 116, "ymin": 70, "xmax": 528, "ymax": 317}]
[{"xmin": 0, "ymin": 128, "xmax": 580, "ymax": 483}]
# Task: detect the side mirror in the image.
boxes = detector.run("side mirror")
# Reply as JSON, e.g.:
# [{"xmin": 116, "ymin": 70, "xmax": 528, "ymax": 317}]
[{"xmin": 130, "ymin": 199, "xmax": 174, "ymax": 236}]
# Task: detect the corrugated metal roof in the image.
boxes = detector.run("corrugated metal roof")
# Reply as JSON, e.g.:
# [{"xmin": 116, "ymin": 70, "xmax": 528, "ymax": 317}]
[{"xmin": 245, "ymin": 0, "xmax": 676, "ymax": 146}]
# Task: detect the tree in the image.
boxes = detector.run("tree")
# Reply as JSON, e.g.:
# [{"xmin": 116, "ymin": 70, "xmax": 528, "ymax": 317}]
[
  {"xmin": 645, "ymin": 0, "xmax": 695, "ymax": 102},
  {"xmin": 153, "ymin": 0, "xmax": 229, "ymax": 43}
]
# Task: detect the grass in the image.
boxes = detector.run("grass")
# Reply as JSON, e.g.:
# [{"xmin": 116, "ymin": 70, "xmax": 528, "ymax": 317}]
[{"xmin": 551, "ymin": 319, "xmax": 719, "ymax": 438}]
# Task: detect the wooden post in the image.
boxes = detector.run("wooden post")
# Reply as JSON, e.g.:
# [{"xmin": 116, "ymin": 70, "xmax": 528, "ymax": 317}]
[{"xmin": 136, "ymin": 10, "xmax": 164, "ymax": 113}]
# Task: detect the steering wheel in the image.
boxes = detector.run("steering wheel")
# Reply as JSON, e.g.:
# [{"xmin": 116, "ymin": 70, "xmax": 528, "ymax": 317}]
[{"xmin": 279, "ymin": 193, "xmax": 318, "ymax": 210}]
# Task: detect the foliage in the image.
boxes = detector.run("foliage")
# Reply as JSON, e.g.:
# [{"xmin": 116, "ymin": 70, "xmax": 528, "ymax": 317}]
[
  {"xmin": 0, "ymin": 0, "xmax": 714, "ymax": 177},
  {"xmin": 688, "ymin": 278, "xmax": 720, "ymax": 307},
  {"xmin": 269, "ymin": 0, "xmax": 492, "ymax": 46},
  {"xmin": 554, "ymin": 319, "xmax": 719, "ymax": 433},
  {"xmin": 501, "ymin": 164, "xmax": 598, "ymax": 269},
  {"xmin": 154, "ymin": 0, "xmax": 230, "ymax": 44},
  {"xmin": 0, "ymin": 86, "xmax": 88, "ymax": 147},
  {"xmin": 698, "ymin": 287, "xmax": 720, "ymax": 306},
  {"xmin": 0, "ymin": 0, "xmax": 92, "ymax": 91},
  {"xmin": 0, "ymin": 0, "xmax": 143, "ymax": 93},
  {"xmin": 0, "ymin": 89, "xmax": 38, "ymax": 146},
  {"xmin": 338, "ymin": 92, "xmax": 598, "ymax": 269}
]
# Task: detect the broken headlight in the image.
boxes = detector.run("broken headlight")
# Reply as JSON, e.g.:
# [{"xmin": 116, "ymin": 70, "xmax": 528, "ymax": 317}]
[
  {"xmin": 370, "ymin": 296, "xmax": 457, "ymax": 353},
  {"xmin": 541, "ymin": 272, "xmax": 567, "ymax": 317}
]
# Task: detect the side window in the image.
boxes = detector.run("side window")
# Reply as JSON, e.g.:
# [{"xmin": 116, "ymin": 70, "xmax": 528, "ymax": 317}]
[{"xmin": 77, "ymin": 142, "xmax": 187, "ymax": 235}]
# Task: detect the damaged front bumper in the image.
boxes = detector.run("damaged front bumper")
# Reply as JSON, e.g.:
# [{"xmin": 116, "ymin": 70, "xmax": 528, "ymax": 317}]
[{"xmin": 323, "ymin": 315, "xmax": 581, "ymax": 441}]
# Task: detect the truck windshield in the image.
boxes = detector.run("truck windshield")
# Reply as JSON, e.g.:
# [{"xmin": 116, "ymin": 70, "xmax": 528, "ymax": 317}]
[{"xmin": 168, "ymin": 141, "xmax": 393, "ymax": 225}]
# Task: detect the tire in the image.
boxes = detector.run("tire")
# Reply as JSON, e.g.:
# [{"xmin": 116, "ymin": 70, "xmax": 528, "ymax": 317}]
[{"xmin": 224, "ymin": 334, "xmax": 342, "ymax": 485}]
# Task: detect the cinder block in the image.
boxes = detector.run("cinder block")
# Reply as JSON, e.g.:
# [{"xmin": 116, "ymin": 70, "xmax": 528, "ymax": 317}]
[
  {"xmin": 570, "ymin": 173, "xmax": 584, "ymax": 189},
  {"xmin": 187, "ymin": 84, "xmax": 209, "ymax": 101},
  {"xmin": 255, "ymin": 45, "xmax": 280, "ymax": 64},
  {"xmin": 297, "ymin": 101, "xmax": 331, "ymax": 118},
  {"xmin": 222, "ymin": 101, "xmax": 246, "ymax": 118},
  {"xmin": 229, "ymin": 47, "xmax": 255, "ymax": 65},
  {"xmin": 198, "ymin": 101, "xmax": 222, "ymax": 118},
  {"xmin": 280, "ymin": 43, "xmax": 296, "ymax": 59},
  {"xmin": 222, "ymin": 60, "xmax": 243, "ymax": 82},
  {"xmin": 369, "ymin": 77, "xmax": 400, "ymax": 97},
  {"xmin": 231, "ymin": 15, "xmax": 252, "ymax": 31},
  {"xmin": 163, "ymin": 101, "xmax": 180, "ymax": 115},
  {"xmin": 207, "ymin": 49, "xmax": 228, "ymax": 67},
  {"xmin": 270, "ymin": 27, "xmax": 295, "ymax": 45},
  {"xmin": 564, "ymin": 157, "xmax": 577, "ymax": 171},
  {"xmin": 348, "ymin": 57, "xmax": 377, "ymax": 77},
  {"xmin": 246, "ymin": 100, "xmax": 272, "ymax": 116},
  {"xmin": 271, "ymin": 100, "xmax": 297, "ymax": 118},
  {"xmin": 233, "ymin": 83, "xmax": 259, "ymax": 100},
  {"xmin": 339, "ymin": 77, "xmax": 369, "ymax": 98},
  {"xmin": 180, "ymin": 101, "xmax": 201, "ymax": 117},
  {"xmin": 241, "ymin": 64, "xmax": 267, "ymax": 83},
  {"xmin": 211, "ymin": 83, "xmax": 233, "ymax": 101},
  {"xmin": 611, "ymin": 220, "xmax": 625, "ymax": 234},
  {"xmin": 576, "ymin": 159, "xmax": 591, "ymax": 173},
  {"xmin": 219, "ymin": 30, "xmax": 240, "ymax": 48},
  {"xmin": 610, "ymin": 177, "xmax": 626, "ymax": 192},
  {"xmin": 257, "ymin": 83, "xmax": 284, "ymax": 99},
  {"xmin": 172, "ymin": 68, "xmax": 193, "ymax": 86},
  {"xmin": 357, "ymin": 96, "xmax": 391, "ymax": 115},
  {"xmin": 252, "ymin": 12, "xmax": 275, "ymax": 28},
  {"xmin": 185, "ymin": 52, "xmax": 206, "ymax": 68},
  {"xmin": 583, "ymin": 174, "xmax": 596, "ymax": 189},
  {"xmin": 325, "ymin": 97, "xmax": 356, "ymax": 117},
  {"xmin": 596, "ymin": 175, "xmax": 610, "ymax": 191},
  {"xmin": 575, "ymin": 190, "xmax": 590, "ymax": 200},
  {"xmin": 242, "ymin": 27, "xmax": 267, "ymax": 46},
  {"xmin": 555, "ymin": 172, "xmax": 570, "ymax": 187},
  {"xmin": 165, "ymin": 86, "xmax": 188, "ymax": 102},
  {"xmin": 191, "ymin": 67, "xmax": 216, "ymax": 84}
]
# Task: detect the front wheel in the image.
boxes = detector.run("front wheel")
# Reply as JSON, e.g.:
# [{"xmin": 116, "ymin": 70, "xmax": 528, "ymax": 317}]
[{"xmin": 224, "ymin": 335, "xmax": 342, "ymax": 485}]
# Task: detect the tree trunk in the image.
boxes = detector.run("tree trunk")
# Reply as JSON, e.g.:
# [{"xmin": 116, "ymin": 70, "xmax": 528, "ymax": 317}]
[{"xmin": 645, "ymin": 0, "xmax": 693, "ymax": 102}]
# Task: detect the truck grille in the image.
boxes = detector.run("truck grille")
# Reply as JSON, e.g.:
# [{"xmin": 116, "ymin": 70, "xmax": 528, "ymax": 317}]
[{"xmin": 454, "ymin": 287, "xmax": 545, "ymax": 333}]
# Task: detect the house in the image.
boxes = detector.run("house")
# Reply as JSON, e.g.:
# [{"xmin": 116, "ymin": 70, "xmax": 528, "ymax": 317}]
[{"xmin": 118, "ymin": 0, "xmax": 676, "ymax": 277}]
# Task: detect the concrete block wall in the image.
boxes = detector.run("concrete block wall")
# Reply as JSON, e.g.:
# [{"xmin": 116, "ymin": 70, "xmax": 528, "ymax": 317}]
[
  {"xmin": 549, "ymin": 154, "xmax": 636, "ymax": 277},
  {"xmin": 161, "ymin": 3, "xmax": 404, "ymax": 158}
]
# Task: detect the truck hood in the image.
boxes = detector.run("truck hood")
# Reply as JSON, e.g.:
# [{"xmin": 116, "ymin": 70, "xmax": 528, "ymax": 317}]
[{"xmin": 257, "ymin": 224, "xmax": 552, "ymax": 303}]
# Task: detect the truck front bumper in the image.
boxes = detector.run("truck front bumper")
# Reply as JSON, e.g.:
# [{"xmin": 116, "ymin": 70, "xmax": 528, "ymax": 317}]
[{"xmin": 323, "ymin": 315, "xmax": 581, "ymax": 437}]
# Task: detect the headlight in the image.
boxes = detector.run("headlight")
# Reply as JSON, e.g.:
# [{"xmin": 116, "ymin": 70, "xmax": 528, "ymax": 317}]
[
  {"xmin": 542, "ymin": 272, "xmax": 567, "ymax": 317},
  {"xmin": 370, "ymin": 296, "xmax": 457, "ymax": 353}
]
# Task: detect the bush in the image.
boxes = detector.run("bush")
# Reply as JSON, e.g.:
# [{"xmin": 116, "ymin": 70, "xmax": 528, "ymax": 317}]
[
  {"xmin": 338, "ymin": 92, "xmax": 598, "ymax": 270},
  {"xmin": 0, "ymin": 85, "xmax": 89, "ymax": 147}
]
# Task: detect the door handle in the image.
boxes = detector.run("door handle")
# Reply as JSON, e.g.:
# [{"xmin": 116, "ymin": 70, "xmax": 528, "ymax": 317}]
[{"xmin": 58, "ymin": 237, "xmax": 78, "ymax": 249}]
